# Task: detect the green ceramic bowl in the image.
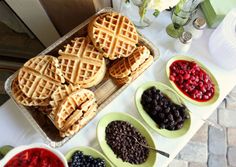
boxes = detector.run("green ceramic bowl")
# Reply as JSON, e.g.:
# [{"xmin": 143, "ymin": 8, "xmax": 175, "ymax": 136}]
[
  {"xmin": 166, "ymin": 56, "xmax": 220, "ymax": 106},
  {"xmin": 97, "ymin": 112, "xmax": 157, "ymax": 167},
  {"xmin": 135, "ymin": 81, "xmax": 191, "ymax": 138},
  {"xmin": 65, "ymin": 146, "xmax": 114, "ymax": 167}
]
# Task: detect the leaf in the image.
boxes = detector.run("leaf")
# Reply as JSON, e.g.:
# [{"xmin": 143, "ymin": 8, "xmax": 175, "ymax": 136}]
[{"xmin": 153, "ymin": 9, "xmax": 160, "ymax": 17}]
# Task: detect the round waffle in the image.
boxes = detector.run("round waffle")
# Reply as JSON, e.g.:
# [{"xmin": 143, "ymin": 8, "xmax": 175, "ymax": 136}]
[
  {"xmin": 50, "ymin": 84, "xmax": 81, "ymax": 118},
  {"xmin": 109, "ymin": 46, "xmax": 153, "ymax": 85},
  {"xmin": 116, "ymin": 55, "xmax": 153, "ymax": 85},
  {"xmin": 58, "ymin": 37, "xmax": 105, "ymax": 87},
  {"xmin": 18, "ymin": 55, "xmax": 65, "ymax": 100},
  {"xmin": 55, "ymin": 89, "xmax": 97, "ymax": 131},
  {"xmin": 79, "ymin": 61, "xmax": 106, "ymax": 88},
  {"xmin": 11, "ymin": 77, "xmax": 50, "ymax": 106},
  {"xmin": 60, "ymin": 102, "xmax": 97, "ymax": 137},
  {"xmin": 109, "ymin": 58, "xmax": 131, "ymax": 78},
  {"xmin": 88, "ymin": 12, "xmax": 139, "ymax": 60}
]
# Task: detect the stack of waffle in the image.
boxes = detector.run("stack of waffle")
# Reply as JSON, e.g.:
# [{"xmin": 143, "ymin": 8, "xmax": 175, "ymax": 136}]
[
  {"xmin": 11, "ymin": 11, "xmax": 154, "ymax": 138},
  {"xmin": 109, "ymin": 46, "xmax": 153, "ymax": 85}
]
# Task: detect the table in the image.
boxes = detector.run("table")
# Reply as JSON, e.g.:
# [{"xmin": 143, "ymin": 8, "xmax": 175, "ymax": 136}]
[{"xmin": 1, "ymin": 10, "xmax": 236, "ymax": 167}]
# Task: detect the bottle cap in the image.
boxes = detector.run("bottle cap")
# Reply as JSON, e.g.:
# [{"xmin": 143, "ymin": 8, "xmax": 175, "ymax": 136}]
[
  {"xmin": 179, "ymin": 31, "xmax": 192, "ymax": 44},
  {"xmin": 193, "ymin": 17, "xmax": 206, "ymax": 30}
]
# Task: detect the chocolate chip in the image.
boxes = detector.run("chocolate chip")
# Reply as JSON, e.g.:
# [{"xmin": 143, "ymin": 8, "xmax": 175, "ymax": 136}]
[{"xmin": 105, "ymin": 121, "xmax": 149, "ymax": 164}]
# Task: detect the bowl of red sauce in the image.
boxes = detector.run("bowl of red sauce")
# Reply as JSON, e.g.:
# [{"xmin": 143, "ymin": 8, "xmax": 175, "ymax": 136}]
[
  {"xmin": 166, "ymin": 56, "xmax": 220, "ymax": 106},
  {"xmin": 1, "ymin": 143, "xmax": 68, "ymax": 167}
]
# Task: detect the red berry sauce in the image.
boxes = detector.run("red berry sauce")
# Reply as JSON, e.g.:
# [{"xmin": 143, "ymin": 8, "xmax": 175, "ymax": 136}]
[
  {"xmin": 4, "ymin": 148, "xmax": 65, "ymax": 167},
  {"xmin": 169, "ymin": 60, "xmax": 215, "ymax": 102}
]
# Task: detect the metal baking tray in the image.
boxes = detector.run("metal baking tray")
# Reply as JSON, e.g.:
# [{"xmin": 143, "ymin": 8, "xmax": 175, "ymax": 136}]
[{"xmin": 5, "ymin": 7, "xmax": 160, "ymax": 147}]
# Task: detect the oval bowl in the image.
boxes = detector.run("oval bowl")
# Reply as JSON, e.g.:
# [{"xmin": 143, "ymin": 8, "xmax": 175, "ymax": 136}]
[
  {"xmin": 0, "ymin": 143, "xmax": 68, "ymax": 167},
  {"xmin": 97, "ymin": 112, "xmax": 157, "ymax": 167},
  {"xmin": 65, "ymin": 146, "xmax": 114, "ymax": 167},
  {"xmin": 135, "ymin": 81, "xmax": 191, "ymax": 138},
  {"xmin": 166, "ymin": 56, "xmax": 220, "ymax": 106}
]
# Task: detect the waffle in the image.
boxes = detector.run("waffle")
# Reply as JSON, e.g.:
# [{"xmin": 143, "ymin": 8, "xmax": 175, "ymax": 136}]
[
  {"xmin": 11, "ymin": 77, "xmax": 50, "ymax": 106},
  {"xmin": 127, "ymin": 46, "xmax": 150, "ymax": 71},
  {"xmin": 50, "ymin": 84, "xmax": 81, "ymax": 118},
  {"xmin": 79, "ymin": 61, "xmax": 106, "ymax": 88},
  {"xmin": 88, "ymin": 12, "xmax": 138, "ymax": 60},
  {"xmin": 60, "ymin": 102, "xmax": 97, "ymax": 137},
  {"xmin": 58, "ymin": 37, "xmax": 105, "ymax": 87},
  {"xmin": 109, "ymin": 58, "xmax": 131, "ymax": 78},
  {"xmin": 116, "ymin": 55, "xmax": 153, "ymax": 85},
  {"xmin": 55, "ymin": 89, "xmax": 97, "ymax": 130},
  {"xmin": 109, "ymin": 46, "xmax": 150, "ymax": 79},
  {"xmin": 18, "ymin": 55, "xmax": 65, "ymax": 100}
]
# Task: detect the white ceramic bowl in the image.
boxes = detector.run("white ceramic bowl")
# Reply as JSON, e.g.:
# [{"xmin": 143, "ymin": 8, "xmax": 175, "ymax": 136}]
[{"xmin": 0, "ymin": 143, "xmax": 68, "ymax": 167}]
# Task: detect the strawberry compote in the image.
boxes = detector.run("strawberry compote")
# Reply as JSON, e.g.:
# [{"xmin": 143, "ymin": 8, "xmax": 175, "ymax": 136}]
[
  {"xmin": 4, "ymin": 148, "xmax": 65, "ymax": 167},
  {"xmin": 169, "ymin": 60, "xmax": 215, "ymax": 102}
]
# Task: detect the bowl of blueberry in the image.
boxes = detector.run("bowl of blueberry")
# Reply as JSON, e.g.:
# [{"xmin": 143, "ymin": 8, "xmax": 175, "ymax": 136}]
[
  {"xmin": 166, "ymin": 56, "xmax": 220, "ymax": 106},
  {"xmin": 65, "ymin": 146, "xmax": 113, "ymax": 167},
  {"xmin": 135, "ymin": 81, "xmax": 191, "ymax": 138}
]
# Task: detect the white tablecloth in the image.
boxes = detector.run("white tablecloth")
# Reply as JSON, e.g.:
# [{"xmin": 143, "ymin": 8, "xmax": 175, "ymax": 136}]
[{"xmin": 1, "ymin": 10, "xmax": 236, "ymax": 167}]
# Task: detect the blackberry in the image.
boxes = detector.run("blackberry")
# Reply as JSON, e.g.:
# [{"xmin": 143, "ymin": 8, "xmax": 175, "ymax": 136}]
[
  {"xmin": 173, "ymin": 110, "xmax": 180, "ymax": 117},
  {"xmin": 164, "ymin": 107, "xmax": 170, "ymax": 113},
  {"xmin": 140, "ymin": 87, "xmax": 189, "ymax": 131},
  {"xmin": 168, "ymin": 114, "xmax": 174, "ymax": 121},
  {"xmin": 158, "ymin": 112, "xmax": 165, "ymax": 119}
]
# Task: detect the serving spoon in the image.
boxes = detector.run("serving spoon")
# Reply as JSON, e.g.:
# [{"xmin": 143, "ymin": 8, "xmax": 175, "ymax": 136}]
[{"xmin": 120, "ymin": 133, "xmax": 170, "ymax": 158}]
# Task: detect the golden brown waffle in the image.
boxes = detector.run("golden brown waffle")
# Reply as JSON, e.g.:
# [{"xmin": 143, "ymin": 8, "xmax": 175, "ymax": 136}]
[
  {"xmin": 55, "ymin": 89, "xmax": 97, "ymax": 130},
  {"xmin": 18, "ymin": 55, "xmax": 65, "ymax": 100},
  {"xmin": 88, "ymin": 12, "xmax": 138, "ymax": 60},
  {"xmin": 11, "ymin": 77, "xmax": 50, "ymax": 106},
  {"xmin": 127, "ymin": 46, "xmax": 150, "ymax": 71},
  {"xmin": 58, "ymin": 37, "xmax": 105, "ymax": 87},
  {"xmin": 79, "ymin": 62, "xmax": 106, "ymax": 88},
  {"xmin": 116, "ymin": 55, "xmax": 153, "ymax": 85},
  {"xmin": 60, "ymin": 102, "xmax": 97, "ymax": 137},
  {"xmin": 109, "ymin": 46, "xmax": 152, "ymax": 84},
  {"xmin": 109, "ymin": 58, "xmax": 131, "ymax": 78},
  {"xmin": 50, "ymin": 84, "xmax": 81, "ymax": 118}
]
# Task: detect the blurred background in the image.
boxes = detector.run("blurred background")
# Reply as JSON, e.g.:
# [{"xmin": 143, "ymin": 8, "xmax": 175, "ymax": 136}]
[{"xmin": 0, "ymin": 0, "xmax": 112, "ymax": 105}]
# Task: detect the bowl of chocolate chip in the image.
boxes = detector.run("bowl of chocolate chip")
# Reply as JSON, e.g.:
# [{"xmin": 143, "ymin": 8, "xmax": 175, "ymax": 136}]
[
  {"xmin": 135, "ymin": 81, "xmax": 191, "ymax": 138},
  {"xmin": 97, "ymin": 112, "xmax": 156, "ymax": 167}
]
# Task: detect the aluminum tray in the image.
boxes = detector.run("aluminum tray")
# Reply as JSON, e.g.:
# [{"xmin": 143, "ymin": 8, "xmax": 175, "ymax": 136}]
[{"xmin": 5, "ymin": 7, "xmax": 160, "ymax": 147}]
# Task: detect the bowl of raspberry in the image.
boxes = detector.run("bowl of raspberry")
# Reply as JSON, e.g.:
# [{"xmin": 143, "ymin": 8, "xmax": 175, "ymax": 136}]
[
  {"xmin": 166, "ymin": 56, "xmax": 220, "ymax": 106},
  {"xmin": 1, "ymin": 143, "xmax": 68, "ymax": 167}
]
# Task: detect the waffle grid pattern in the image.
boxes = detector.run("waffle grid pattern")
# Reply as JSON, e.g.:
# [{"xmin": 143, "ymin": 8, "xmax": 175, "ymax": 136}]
[
  {"xmin": 12, "ymin": 78, "xmax": 49, "ymax": 106},
  {"xmin": 89, "ymin": 12, "xmax": 138, "ymax": 60},
  {"xmin": 58, "ymin": 37, "xmax": 104, "ymax": 85},
  {"xmin": 18, "ymin": 55, "xmax": 65, "ymax": 99}
]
